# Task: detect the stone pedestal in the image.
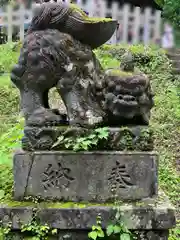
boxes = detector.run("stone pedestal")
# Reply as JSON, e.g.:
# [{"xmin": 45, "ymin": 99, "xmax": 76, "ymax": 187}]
[
  {"xmin": 6, "ymin": 4, "xmax": 176, "ymax": 237},
  {"xmin": 0, "ymin": 130, "xmax": 175, "ymax": 239},
  {"xmin": 0, "ymin": 191, "xmax": 175, "ymax": 239},
  {"xmin": 0, "ymin": 148, "xmax": 174, "ymax": 239},
  {"xmin": 13, "ymin": 151, "xmax": 158, "ymax": 201}
]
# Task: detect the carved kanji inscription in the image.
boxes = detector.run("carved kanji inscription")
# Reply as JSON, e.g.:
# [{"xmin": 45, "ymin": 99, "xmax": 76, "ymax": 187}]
[
  {"xmin": 108, "ymin": 161, "xmax": 134, "ymax": 189},
  {"xmin": 42, "ymin": 162, "xmax": 75, "ymax": 190}
]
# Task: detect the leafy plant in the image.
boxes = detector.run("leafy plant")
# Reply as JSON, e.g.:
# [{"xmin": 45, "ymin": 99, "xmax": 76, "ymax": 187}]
[
  {"xmin": 21, "ymin": 219, "xmax": 57, "ymax": 240},
  {"xmin": 88, "ymin": 215, "xmax": 105, "ymax": 240},
  {"xmin": 0, "ymin": 115, "xmax": 24, "ymax": 161},
  {"xmin": 0, "ymin": 0, "xmax": 11, "ymax": 6},
  {"xmin": 0, "ymin": 43, "xmax": 19, "ymax": 73},
  {"xmin": 88, "ymin": 209, "xmax": 133, "ymax": 240},
  {"xmin": 169, "ymin": 220, "xmax": 180, "ymax": 240},
  {"xmin": 155, "ymin": 0, "xmax": 164, "ymax": 7},
  {"xmin": 105, "ymin": 203, "xmax": 134, "ymax": 240},
  {"xmin": 53, "ymin": 127, "xmax": 109, "ymax": 151},
  {"xmin": 155, "ymin": 0, "xmax": 180, "ymax": 28},
  {"xmin": 106, "ymin": 224, "xmax": 132, "ymax": 240},
  {"xmin": 0, "ymin": 222, "xmax": 12, "ymax": 238},
  {"xmin": 0, "ymin": 164, "xmax": 13, "ymax": 200}
]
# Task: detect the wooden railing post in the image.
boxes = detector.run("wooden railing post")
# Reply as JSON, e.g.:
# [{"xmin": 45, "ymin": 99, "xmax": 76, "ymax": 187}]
[
  {"xmin": 7, "ymin": 5, "xmax": 13, "ymax": 42},
  {"xmin": 19, "ymin": 4, "xmax": 25, "ymax": 41}
]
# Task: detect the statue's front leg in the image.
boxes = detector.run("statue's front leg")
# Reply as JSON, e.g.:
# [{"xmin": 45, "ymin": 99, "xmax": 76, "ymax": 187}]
[
  {"xmin": 20, "ymin": 88, "xmax": 64, "ymax": 127},
  {"xmin": 56, "ymin": 76, "xmax": 104, "ymax": 127},
  {"xmin": 56, "ymin": 86, "xmax": 85, "ymax": 126},
  {"xmin": 11, "ymin": 67, "xmax": 64, "ymax": 127}
]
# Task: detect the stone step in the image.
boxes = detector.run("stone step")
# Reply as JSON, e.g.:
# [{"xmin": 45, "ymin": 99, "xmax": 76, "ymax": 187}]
[
  {"xmin": 167, "ymin": 53, "xmax": 180, "ymax": 61},
  {"xmin": 170, "ymin": 60, "xmax": 180, "ymax": 69},
  {"xmin": 13, "ymin": 150, "xmax": 158, "ymax": 202},
  {"xmin": 0, "ymin": 191, "xmax": 176, "ymax": 239},
  {"xmin": 168, "ymin": 48, "xmax": 180, "ymax": 54},
  {"xmin": 172, "ymin": 68, "xmax": 180, "ymax": 74}
]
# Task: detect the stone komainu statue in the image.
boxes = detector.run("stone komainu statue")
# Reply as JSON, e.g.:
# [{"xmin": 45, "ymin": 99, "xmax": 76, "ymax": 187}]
[{"xmin": 11, "ymin": 1, "xmax": 154, "ymax": 127}]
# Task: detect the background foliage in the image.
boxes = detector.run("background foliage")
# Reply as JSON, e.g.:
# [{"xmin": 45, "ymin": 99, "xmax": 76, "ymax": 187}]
[
  {"xmin": 155, "ymin": 0, "xmax": 180, "ymax": 28},
  {"xmin": 0, "ymin": 0, "xmax": 11, "ymax": 6}
]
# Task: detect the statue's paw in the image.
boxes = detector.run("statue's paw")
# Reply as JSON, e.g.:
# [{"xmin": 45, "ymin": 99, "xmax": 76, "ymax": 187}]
[
  {"xmin": 69, "ymin": 110, "xmax": 103, "ymax": 127},
  {"xmin": 26, "ymin": 108, "xmax": 68, "ymax": 127},
  {"xmin": 87, "ymin": 116, "xmax": 103, "ymax": 126},
  {"xmin": 51, "ymin": 108, "xmax": 68, "ymax": 122}
]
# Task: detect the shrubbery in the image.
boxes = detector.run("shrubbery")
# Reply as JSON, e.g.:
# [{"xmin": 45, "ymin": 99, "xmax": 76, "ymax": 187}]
[
  {"xmin": 0, "ymin": 84, "xmax": 19, "ymax": 115},
  {"xmin": 0, "ymin": 42, "xmax": 20, "ymax": 74}
]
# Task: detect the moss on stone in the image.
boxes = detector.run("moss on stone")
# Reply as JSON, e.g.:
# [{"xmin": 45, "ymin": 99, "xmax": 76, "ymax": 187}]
[
  {"xmin": 106, "ymin": 68, "xmax": 142, "ymax": 77},
  {"xmin": 84, "ymin": 17, "xmax": 113, "ymax": 23},
  {"xmin": 70, "ymin": 4, "xmax": 113, "ymax": 23},
  {"xmin": 39, "ymin": 201, "xmax": 113, "ymax": 209},
  {"xmin": 1, "ymin": 199, "xmax": 114, "ymax": 208},
  {"xmin": 70, "ymin": 4, "xmax": 88, "ymax": 18},
  {"xmin": 107, "ymin": 69, "xmax": 133, "ymax": 77},
  {"xmin": 1, "ymin": 200, "xmax": 37, "ymax": 208},
  {"xmin": 0, "ymin": 190, "xmax": 173, "ymax": 210}
]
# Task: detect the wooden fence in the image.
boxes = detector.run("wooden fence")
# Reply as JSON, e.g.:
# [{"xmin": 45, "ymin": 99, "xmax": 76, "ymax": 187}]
[{"xmin": 0, "ymin": 0, "xmax": 162, "ymax": 44}]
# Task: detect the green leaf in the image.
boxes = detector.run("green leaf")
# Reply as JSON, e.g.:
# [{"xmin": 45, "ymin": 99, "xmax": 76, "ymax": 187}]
[
  {"xmin": 97, "ymin": 230, "xmax": 105, "ymax": 238},
  {"xmin": 88, "ymin": 231, "xmax": 98, "ymax": 240},
  {"xmin": 83, "ymin": 140, "xmax": 92, "ymax": 146},
  {"xmin": 95, "ymin": 128, "xmax": 109, "ymax": 139},
  {"xmin": 121, "ymin": 224, "xmax": 129, "ymax": 233},
  {"xmin": 106, "ymin": 224, "xmax": 114, "ymax": 236},
  {"xmin": 0, "ymin": 190, "xmax": 5, "ymax": 199},
  {"xmin": 26, "ymin": 226, "xmax": 32, "ymax": 231},
  {"xmin": 115, "ymin": 211, "xmax": 121, "ymax": 220},
  {"xmin": 52, "ymin": 136, "xmax": 64, "ymax": 148},
  {"xmin": 88, "ymin": 134, "xmax": 96, "ymax": 139},
  {"xmin": 81, "ymin": 144, "xmax": 89, "ymax": 151},
  {"xmin": 91, "ymin": 139, "xmax": 98, "ymax": 145},
  {"xmin": 65, "ymin": 142, "xmax": 72, "ymax": 149},
  {"xmin": 29, "ymin": 237, "xmax": 39, "ymax": 240},
  {"xmin": 52, "ymin": 229, "xmax": 58, "ymax": 235},
  {"xmin": 96, "ymin": 226, "xmax": 102, "ymax": 231},
  {"xmin": 113, "ymin": 225, "xmax": 121, "ymax": 234},
  {"xmin": 95, "ymin": 127, "xmax": 108, "ymax": 133},
  {"xmin": 154, "ymin": 0, "xmax": 164, "ymax": 7},
  {"xmin": 77, "ymin": 137, "xmax": 86, "ymax": 143},
  {"xmin": 92, "ymin": 225, "xmax": 98, "ymax": 231},
  {"xmin": 120, "ymin": 233, "xmax": 131, "ymax": 240}
]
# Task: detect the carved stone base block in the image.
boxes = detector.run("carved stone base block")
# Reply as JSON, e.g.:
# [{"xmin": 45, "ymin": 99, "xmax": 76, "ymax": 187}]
[
  {"xmin": 0, "ymin": 193, "xmax": 175, "ymax": 239},
  {"xmin": 13, "ymin": 151, "xmax": 158, "ymax": 201},
  {"xmin": 22, "ymin": 126, "xmax": 154, "ymax": 151}
]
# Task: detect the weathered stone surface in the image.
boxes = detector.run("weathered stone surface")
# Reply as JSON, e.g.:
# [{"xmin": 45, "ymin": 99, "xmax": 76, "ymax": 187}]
[
  {"xmin": 5, "ymin": 230, "xmax": 170, "ymax": 240},
  {"xmin": 11, "ymin": 3, "xmax": 154, "ymax": 129},
  {"xmin": 22, "ymin": 126, "xmax": 154, "ymax": 151},
  {"xmin": 0, "ymin": 204, "xmax": 33, "ymax": 229},
  {"xmin": 13, "ymin": 151, "xmax": 158, "ymax": 201},
  {"xmin": 0, "ymin": 192, "xmax": 176, "ymax": 230},
  {"xmin": 30, "ymin": 1, "xmax": 117, "ymax": 49}
]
